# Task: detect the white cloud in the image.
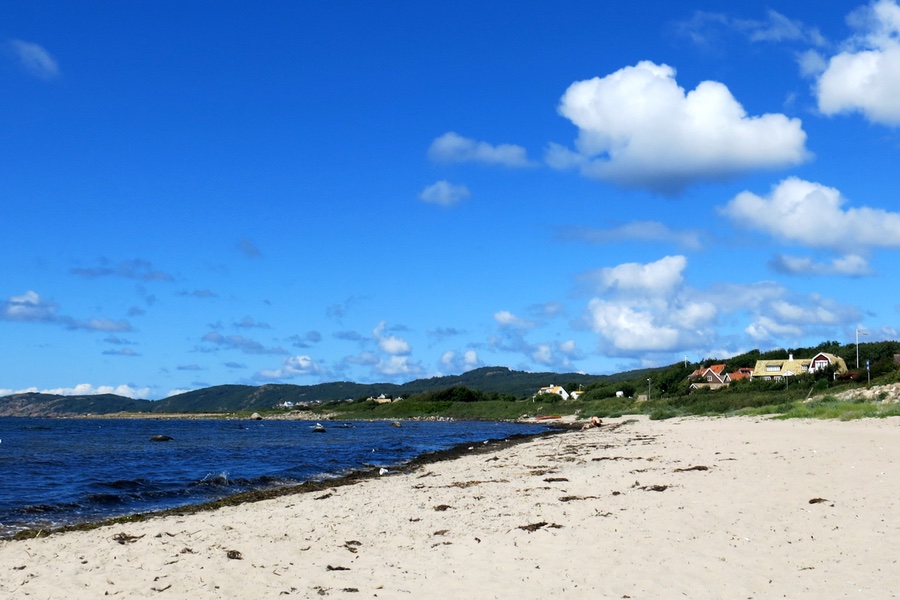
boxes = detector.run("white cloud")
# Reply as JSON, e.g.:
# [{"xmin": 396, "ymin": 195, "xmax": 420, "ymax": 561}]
[
  {"xmin": 550, "ymin": 61, "xmax": 809, "ymax": 193},
  {"xmin": 721, "ymin": 177, "xmax": 900, "ymax": 250},
  {"xmin": 428, "ymin": 132, "xmax": 532, "ymax": 167},
  {"xmin": 373, "ymin": 321, "xmax": 411, "ymax": 355},
  {"xmin": 493, "ymin": 310, "xmax": 535, "ymax": 329},
  {"xmin": 1, "ymin": 290, "xmax": 132, "ymax": 332},
  {"xmin": 374, "ymin": 355, "xmax": 419, "ymax": 376},
  {"xmin": 815, "ymin": 0, "xmax": 900, "ymax": 125},
  {"xmin": 582, "ymin": 256, "xmax": 860, "ymax": 354},
  {"xmin": 769, "ymin": 253, "xmax": 872, "ymax": 276},
  {"xmin": 440, "ymin": 349, "xmax": 481, "ymax": 372},
  {"xmin": 258, "ymin": 355, "xmax": 325, "ymax": 379},
  {"xmin": 418, "ymin": 180, "xmax": 471, "ymax": 206},
  {"xmin": 588, "ymin": 299, "xmax": 682, "ymax": 351},
  {"xmin": 1, "ymin": 290, "xmax": 58, "ymax": 322},
  {"xmin": 584, "ymin": 255, "xmax": 687, "ymax": 296},
  {"xmin": 0, "ymin": 383, "xmax": 152, "ymax": 399},
  {"xmin": 8, "ymin": 39, "xmax": 59, "ymax": 80}
]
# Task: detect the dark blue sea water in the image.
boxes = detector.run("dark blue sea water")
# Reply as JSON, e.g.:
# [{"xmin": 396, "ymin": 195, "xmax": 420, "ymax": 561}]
[{"xmin": 0, "ymin": 417, "xmax": 546, "ymax": 537}]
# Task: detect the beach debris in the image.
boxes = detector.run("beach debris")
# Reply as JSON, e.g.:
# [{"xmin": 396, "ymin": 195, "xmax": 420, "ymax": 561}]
[
  {"xmin": 433, "ymin": 504, "xmax": 452, "ymax": 511},
  {"xmin": 518, "ymin": 522, "xmax": 563, "ymax": 533},
  {"xmin": 226, "ymin": 549, "xmax": 243, "ymax": 560},
  {"xmin": 343, "ymin": 540, "xmax": 361, "ymax": 553},
  {"xmin": 544, "ymin": 477, "xmax": 569, "ymax": 482},
  {"xmin": 447, "ymin": 479, "xmax": 508, "ymax": 488},
  {"xmin": 149, "ymin": 435, "xmax": 173, "ymax": 442},
  {"xmin": 433, "ymin": 529, "xmax": 450, "ymax": 536},
  {"xmin": 111, "ymin": 532, "xmax": 144, "ymax": 545},
  {"xmin": 342, "ymin": 588, "xmax": 360, "ymax": 593},
  {"xmin": 808, "ymin": 497, "xmax": 831, "ymax": 504},
  {"xmin": 314, "ymin": 492, "xmax": 333, "ymax": 500},
  {"xmin": 151, "ymin": 584, "xmax": 172, "ymax": 592},
  {"xmin": 529, "ymin": 468, "xmax": 555, "ymax": 476},
  {"xmin": 559, "ymin": 495, "xmax": 601, "ymax": 502},
  {"xmin": 674, "ymin": 465, "xmax": 710, "ymax": 472},
  {"xmin": 640, "ymin": 484, "xmax": 669, "ymax": 492},
  {"xmin": 180, "ymin": 547, "xmax": 195, "ymax": 554},
  {"xmin": 326, "ymin": 565, "xmax": 350, "ymax": 571},
  {"xmin": 378, "ymin": 467, "xmax": 390, "ymax": 475}
]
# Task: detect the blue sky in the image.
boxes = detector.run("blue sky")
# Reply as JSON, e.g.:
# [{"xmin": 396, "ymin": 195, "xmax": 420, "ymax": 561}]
[{"xmin": 3, "ymin": 1, "xmax": 900, "ymax": 399}]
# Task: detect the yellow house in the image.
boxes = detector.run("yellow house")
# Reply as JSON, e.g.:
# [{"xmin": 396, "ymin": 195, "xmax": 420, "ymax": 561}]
[{"xmin": 752, "ymin": 352, "xmax": 848, "ymax": 381}]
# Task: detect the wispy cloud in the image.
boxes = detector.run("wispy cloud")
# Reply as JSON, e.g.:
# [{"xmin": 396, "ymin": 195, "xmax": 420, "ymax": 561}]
[
  {"xmin": 1, "ymin": 290, "xmax": 132, "ymax": 332},
  {"xmin": 419, "ymin": 180, "xmax": 471, "ymax": 206},
  {"xmin": 237, "ymin": 238, "xmax": 262, "ymax": 258},
  {"xmin": 7, "ymin": 39, "xmax": 60, "ymax": 80},
  {"xmin": 428, "ymin": 132, "xmax": 533, "ymax": 167},
  {"xmin": 200, "ymin": 332, "xmax": 287, "ymax": 355},
  {"xmin": 102, "ymin": 348, "xmax": 140, "ymax": 357},
  {"xmin": 180, "ymin": 289, "xmax": 217, "ymax": 299},
  {"xmin": 233, "ymin": 316, "xmax": 271, "ymax": 329},
  {"xmin": 71, "ymin": 259, "xmax": 175, "ymax": 282},
  {"xmin": 559, "ymin": 221, "xmax": 704, "ymax": 250},
  {"xmin": 769, "ymin": 253, "xmax": 872, "ymax": 277},
  {"xmin": 177, "ymin": 364, "xmax": 206, "ymax": 371},
  {"xmin": 674, "ymin": 9, "xmax": 827, "ymax": 48}
]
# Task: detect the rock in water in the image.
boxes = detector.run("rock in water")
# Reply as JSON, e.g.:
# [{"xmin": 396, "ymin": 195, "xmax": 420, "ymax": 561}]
[
  {"xmin": 250, "ymin": 412, "xmax": 263, "ymax": 420},
  {"xmin": 150, "ymin": 434, "xmax": 173, "ymax": 442}
]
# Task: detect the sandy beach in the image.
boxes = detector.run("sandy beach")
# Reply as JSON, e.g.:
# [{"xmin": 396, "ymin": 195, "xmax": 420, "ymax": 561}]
[{"xmin": 1, "ymin": 415, "xmax": 897, "ymax": 599}]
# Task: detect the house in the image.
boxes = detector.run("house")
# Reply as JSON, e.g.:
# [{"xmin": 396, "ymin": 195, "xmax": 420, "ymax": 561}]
[
  {"xmin": 688, "ymin": 364, "xmax": 754, "ymax": 390},
  {"xmin": 570, "ymin": 390, "xmax": 584, "ymax": 400},
  {"xmin": 368, "ymin": 393, "xmax": 394, "ymax": 404},
  {"xmin": 751, "ymin": 352, "xmax": 847, "ymax": 381},
  {"xmin": 536, "ymin": 385, "xmax": 570, "ymax": 400}
]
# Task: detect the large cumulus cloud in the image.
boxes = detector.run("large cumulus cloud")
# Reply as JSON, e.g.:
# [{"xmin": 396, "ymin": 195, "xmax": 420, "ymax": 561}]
[
  {"xmin": 548, "ymin": 61, "xmax": 809, "ymax": 193},
  {"xmin": 815, "ymin": 0, "xmax": 900, "ymax": 125}
]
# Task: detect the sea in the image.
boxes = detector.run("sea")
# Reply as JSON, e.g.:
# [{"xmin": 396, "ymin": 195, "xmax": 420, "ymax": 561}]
[{"xmin": 0, "ymin": 417, "xmax": 548, "ymax": 538}]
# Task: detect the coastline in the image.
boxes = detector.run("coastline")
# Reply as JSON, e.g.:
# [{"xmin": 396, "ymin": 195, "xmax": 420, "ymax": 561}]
[{"xmin": 2, "ymin": 415, "xmax": 897, "ymax": 598}]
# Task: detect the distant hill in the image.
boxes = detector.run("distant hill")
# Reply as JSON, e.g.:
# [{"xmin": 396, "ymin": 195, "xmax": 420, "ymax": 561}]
[
  {"xmin": 0, "ymin": 366, "xmax": 616, "ymax": 417},
  {"xmin": 0, "ymin": 392, "xmax": 154, "ymax": 417},
  {"xmin": 7, "ymin": 339, "xmax": 892, "ymax": 417}
]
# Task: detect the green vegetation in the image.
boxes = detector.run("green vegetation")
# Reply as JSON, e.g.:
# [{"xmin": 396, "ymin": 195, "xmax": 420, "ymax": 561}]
[{"xmin": 3, "ymin": 340, "xmax": 899, "ymax": 421}]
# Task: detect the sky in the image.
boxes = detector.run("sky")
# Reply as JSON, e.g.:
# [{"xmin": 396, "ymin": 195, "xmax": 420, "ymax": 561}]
[{"xmin": 3, "ymin": 1, "xmax": 900, "ymax": 400}]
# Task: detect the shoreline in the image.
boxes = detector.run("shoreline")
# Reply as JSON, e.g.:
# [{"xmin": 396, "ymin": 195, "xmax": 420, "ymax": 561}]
[
  {"xmin": 2, "ymin": 415, "xmax": 897, "ymax": 598},
  {"xmin": 1, "ymin": 423, "xmax": 568, "ymax": 542}
]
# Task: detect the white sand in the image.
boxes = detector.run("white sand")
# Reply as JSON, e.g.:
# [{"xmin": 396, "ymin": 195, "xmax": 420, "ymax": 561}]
[{"xmin": 1, "ymin": 416, "xmax": 897, "ymax": 599}]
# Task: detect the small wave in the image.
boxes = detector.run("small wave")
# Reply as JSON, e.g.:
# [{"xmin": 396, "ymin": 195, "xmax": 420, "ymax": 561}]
[
  {"xmin": 196, "ymin": 471, "xmax": 230, "ymax": 486},
  {"xmin": 84, "ymin": 493, "xmax": 127, "ymax": 506},
  {"xmin": 94, "ymin": 478, "xmax": 151, "ymax": 492}
]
